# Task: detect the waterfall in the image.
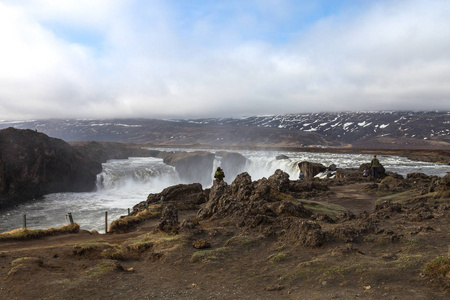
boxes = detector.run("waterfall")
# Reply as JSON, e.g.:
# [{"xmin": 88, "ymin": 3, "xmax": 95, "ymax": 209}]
[
  {"xmin": 96, "ymin": 157, "xmax": 180, "ymax": 192},
  {"xmin": 1, "ymin": 149, "xmax": 448, "ymax": 234}
]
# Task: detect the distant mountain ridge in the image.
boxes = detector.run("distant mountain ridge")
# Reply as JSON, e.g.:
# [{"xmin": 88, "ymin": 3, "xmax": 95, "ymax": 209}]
[
  {"xmin": 1, "ymin": 111, "xmax": 449, "ymax": 149},
  {"xmin": 189, "ymin": 111, "xmax": 450, "ymax": 148}
]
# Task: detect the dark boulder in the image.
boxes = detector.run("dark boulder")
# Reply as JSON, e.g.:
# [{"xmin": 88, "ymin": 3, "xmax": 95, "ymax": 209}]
[
  {"xmin": 298, "ymin": 161, "xmax": 327, "ymax": 180},
  {"xmin": 148, "ymin": 183, "xmax": 206, "ymax": 206},
  {"xmin": 133, "ymin": 183, "xmax": 207, "ymax": 213},
  {"xmin": 0, "ymin": 128, "xmax": 102, "ymax": 210},
  {"xmin": 359, "ymin": 163, "xmax": 386, "ymax": 178},
  {"xmin": 294, "ymin": 221, "xmax": 328, "ymax": 247}
]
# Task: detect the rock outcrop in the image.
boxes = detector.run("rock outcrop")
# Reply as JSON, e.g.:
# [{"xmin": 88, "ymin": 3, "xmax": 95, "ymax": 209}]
[
  {"xmin": 132, "ymin": 183, "xmax": 207, "ymax": 213},
  {"xmin": 435, "ymin": 173, "xmax": 450, "ymax": 199},
  {"xmin": 163, "ymin": 151, "xmax": 215, "ymax": 186},
  {"xmin": 128, "ymin": 167, "xmax": 449, "ymax": 253},
  {"xmin": 0, "ymin": 128, "xmax": 102, "ymax": 210},
  {"xmin": 298, "ymin": 161, "xmax": 327, "ymax": 179},
  {"xmin": 198, "ymin": 170, "xmax": 316, "ymax": 242},
  {"xmin": 158, "ymin": 204, "xmax": 179, "ymax": 231}
]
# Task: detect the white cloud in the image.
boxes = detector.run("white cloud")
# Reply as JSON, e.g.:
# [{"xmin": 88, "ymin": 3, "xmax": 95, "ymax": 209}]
[{"xmin": 0, "ymin": 0, "xmax": 449, "ymax": 120}]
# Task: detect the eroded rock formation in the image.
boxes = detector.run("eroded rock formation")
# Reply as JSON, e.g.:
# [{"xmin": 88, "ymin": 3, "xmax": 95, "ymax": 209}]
[{"xmin": 298, "ymin": 161, "xmax": 327, "ymax": 179}]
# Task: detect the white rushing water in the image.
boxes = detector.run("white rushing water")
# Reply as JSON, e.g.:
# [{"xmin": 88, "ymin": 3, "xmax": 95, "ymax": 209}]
[{"xmin": 0, "ymin": 149, "xmax": 448, "ymax": 233}]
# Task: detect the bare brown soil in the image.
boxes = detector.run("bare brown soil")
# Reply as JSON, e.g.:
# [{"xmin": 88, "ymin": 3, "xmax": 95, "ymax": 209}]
[{"xmin": 1, "ymin": 183, "xmax": 449, "ymax": 300}]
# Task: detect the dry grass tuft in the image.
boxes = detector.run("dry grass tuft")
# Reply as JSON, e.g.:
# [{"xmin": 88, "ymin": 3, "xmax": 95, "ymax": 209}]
[
  {"xmin": 108, "ymin": 207, "xmax": 160, "ymax": 233},
  {"xmin": 0, "ymin": 223, "xmax": 80, "ymax": 241},
  {"xmin": 423, "ymin": 256, "xmax": 450, "ymax": 287}
]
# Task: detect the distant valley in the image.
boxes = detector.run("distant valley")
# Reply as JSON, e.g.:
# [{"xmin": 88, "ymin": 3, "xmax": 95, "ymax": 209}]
[{"xmin": 1, "ymin": 111, "xmax": 449, "ymax": 149}]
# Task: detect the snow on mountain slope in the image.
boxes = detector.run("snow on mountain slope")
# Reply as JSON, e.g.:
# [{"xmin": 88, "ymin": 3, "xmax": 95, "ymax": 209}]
[{"xmin": 0, "ymin": 111, "xmax": 449, "ymax": 148}]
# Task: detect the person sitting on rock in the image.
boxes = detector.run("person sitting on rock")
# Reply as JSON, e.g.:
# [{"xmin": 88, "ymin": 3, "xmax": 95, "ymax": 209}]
[
  {"xmin": 363, "ymin": 168, "xmax": 370, "ymax": 177},
  {"xmin": 214, "ymin": 167, "xmax": 225, "ymax": 182},
  {"xmin": 299, "ymin": 170, "xmax": 305, "ymax": 180},
  {"xmin": 370, "ymin": 155, "xmax": 380, "ymax": 178}
]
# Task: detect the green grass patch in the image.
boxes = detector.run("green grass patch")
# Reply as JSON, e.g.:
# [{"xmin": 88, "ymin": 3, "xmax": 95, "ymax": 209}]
[
  {"xmin": 11, "ymin": 257, "xmax": 42, "ymax": 266},
  {"xmin": 101, "ymin": 247, "xmax": 124, "ymax": 260},
  {"xmin": 74, "ymin": 241, "xmax": 111, "ymax": 249},
  {"xmin": 0, "ymin": 223, "xmax": 80, "ymax": 241},
  {"xmin": 375, "ymin": 190, "xmax": 416, "ymax": 205},
  {"xmin": 283, "ymin": 256, "xmax": 399, "ymax": 285},
  {"xmin": 190, "ymin": 247, "xmax": 230, "ymax": 263},
  {"xmin": 295, "ymin": 199, "xmax": 347, "ymax": 217},
  {"xmin": 224, "ymin": 235, "xmax": 260, "ymax": 248},
  {"xmin": 87, "ymin": 261, "xmax": 122, "ymax": 277},
  {"xmin": 271, "ymin": 190, "xmax": 294, "ymax": 201},
  {"xmin": 395, "ymin": 254, "xmax": 425, "ymax": 269},
  {"xmin": 269, "ymin": 252, "xmax": 287, "ymax": 263}
]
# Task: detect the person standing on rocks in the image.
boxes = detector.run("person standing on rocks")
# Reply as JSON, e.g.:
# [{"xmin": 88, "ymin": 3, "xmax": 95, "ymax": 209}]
[
  {"xmin": 370, "ymin": 155, "xmax": 380, "ymax": 178},
  {"xmin": 214, "ymin": 167, "xmax": 225, "ymax": 183}
]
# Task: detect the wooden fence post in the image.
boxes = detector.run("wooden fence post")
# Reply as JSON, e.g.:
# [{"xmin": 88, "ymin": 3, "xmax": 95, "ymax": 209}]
[
  {"xmin": 68, "ymin": 212, "xmax": 74, "ymax": 224},
  {"xmin": 105, "ymin": 211, "xmax": 108, "ymax": 234},
  {"xmin": 23, "ymin": 214, "xmax": 26, "ymax": 229}
]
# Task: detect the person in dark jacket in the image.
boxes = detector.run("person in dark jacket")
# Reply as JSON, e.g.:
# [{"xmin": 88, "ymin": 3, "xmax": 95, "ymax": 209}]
[
  {"xmin": 214, "ymin": 167, "xmax": 225, "ymax": 182},
  {"xmin": 370, "ymin": 155, "xmax": 380, "ymax": 178},
  {"xmin": 299, "ymin": 170, "xmax": 305, "ymax": 180}
]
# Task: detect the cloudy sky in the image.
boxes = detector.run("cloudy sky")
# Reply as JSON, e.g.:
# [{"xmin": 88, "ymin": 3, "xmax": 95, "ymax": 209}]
[{"xmin": 0, "ymin": 0, "xmax": 449, "ymax": 120}]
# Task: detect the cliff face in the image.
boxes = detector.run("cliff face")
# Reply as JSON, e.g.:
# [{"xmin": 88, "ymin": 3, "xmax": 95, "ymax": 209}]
[
  {"xmin": 163, "ymin": 151, "xmax": 215, "ymax": 187},
  {"xmin": 0, "ymin": 128, "xmax": 102, "ymax": 210}
]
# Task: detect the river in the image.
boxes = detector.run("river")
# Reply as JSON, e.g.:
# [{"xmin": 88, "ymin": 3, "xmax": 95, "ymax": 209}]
[{"xmin": 0, "ymin": 148, "xmax": 448, "ymax": 233}]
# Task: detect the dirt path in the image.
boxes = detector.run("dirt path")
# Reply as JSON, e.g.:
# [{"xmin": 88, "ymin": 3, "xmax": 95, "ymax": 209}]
[
  {"xmin": 326, "ymin": 182, "xmax": 377, "ymax": 214},
  {"xmin": 1, "ymin": 184, "xmax": 449, "ymax": 300}
]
